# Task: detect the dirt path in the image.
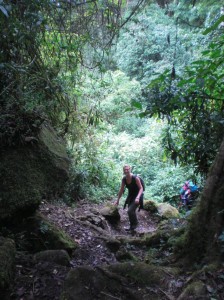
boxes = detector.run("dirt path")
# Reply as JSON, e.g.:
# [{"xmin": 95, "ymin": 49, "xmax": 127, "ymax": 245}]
[
  {"xmin": 7, "ymin": 201, "xmax": 224, "ymax": 300},
  {"xmin": 9, "ymin": 200, "xmax": 160, "ymax": 300},
  {"xmin": 39, "ymin": 200, "xmax": 160, "ymax": 267}
]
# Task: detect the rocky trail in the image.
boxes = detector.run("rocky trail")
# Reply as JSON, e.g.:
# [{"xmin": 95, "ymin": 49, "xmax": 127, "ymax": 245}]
[
  {"xmin": 42, "ymin": 200, "xmax": 159, "ymax": 268},
  {"xmin": 5, "ymin": 200, "xmax": 224, "ymax": 300}
]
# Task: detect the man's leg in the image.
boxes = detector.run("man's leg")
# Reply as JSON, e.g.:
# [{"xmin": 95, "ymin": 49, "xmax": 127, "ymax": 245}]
[{"xmin": 127, "ymin": 201, "xmax": 138, "ymax": 229}]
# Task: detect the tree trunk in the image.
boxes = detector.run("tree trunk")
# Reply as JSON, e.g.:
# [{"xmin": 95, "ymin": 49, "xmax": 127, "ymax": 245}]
[{"xmin": 182, "ymin": 138, "xmax": 224, "ymax": 263}]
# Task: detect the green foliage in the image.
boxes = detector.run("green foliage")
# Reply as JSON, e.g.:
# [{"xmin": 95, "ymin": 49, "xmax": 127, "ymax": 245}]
[
  {"xmin": 0, "ymin": 0, "xmax": 68, "ymax": 136},
  {"xmin": 66, "ymin": 63, "xmax": 204, "ymax": 203},
  {"xmin": 1, "ymin": 0, "xmax": 220, "ymax": 207},
  {"xmin": 114, "ymin": 3, "xmax": 208, "ymax": 85},
  {"xmin": 114, "ymin": 116, "xmax": 147, "ymax": 137},
  {"xmin": 0, "ymin": 107, "xmax": 44, "ymax": 147},
  {"xmin": 112, "ymin": 2, "xmax": 223, "ymax": 176},
  {"xmin": 0, "ymin": 0, "xmax": 141, "ymax": 146},
  {"xmin": 64, "ymin": 125, "xmax": 121, "ymax": 203},
  {"xmin": 149, "ymin": 164, "xmax": 202, "ymax": 202},
  {"xmin": 143, "ymin": 13, "xmax": 224, "ymax": 176}
]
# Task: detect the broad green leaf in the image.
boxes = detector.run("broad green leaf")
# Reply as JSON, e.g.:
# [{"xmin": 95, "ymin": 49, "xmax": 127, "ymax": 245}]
[
  {"xmin": 203, "ymin": 15, "xmax": 224, "ymax": 35},
  {"xmin": 131, "ymin": 101, "xmax": 142, "ymax": 109},
  {"xmin": 139, "ymin": 111, "xmax": 149, "ymax": 118}
]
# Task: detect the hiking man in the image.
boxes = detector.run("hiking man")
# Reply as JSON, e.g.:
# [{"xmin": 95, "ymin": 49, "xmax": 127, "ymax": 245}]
[
  {"xmin": 114, "ymin": 165, "xmax": 143, "ymax": 230},
  {"xmin": 180, "ymin": 180, "xmax": 199, "ymax": 210},
  {"xmin": 180, "ymin": 181, "xmax": 191, "ymax": 206}
]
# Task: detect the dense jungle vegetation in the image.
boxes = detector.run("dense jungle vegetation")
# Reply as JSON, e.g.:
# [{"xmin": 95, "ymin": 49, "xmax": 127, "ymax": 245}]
[
  {"xmin": 1, "ymin": 1, "xmax": 224, "ymax": 298},
  {"xmin": 1, "ymin": 1, "xmax": 223, "ymax": 215}
]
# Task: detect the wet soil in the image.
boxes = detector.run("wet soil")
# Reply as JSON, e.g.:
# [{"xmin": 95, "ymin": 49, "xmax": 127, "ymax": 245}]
[
  {"xmin": 8, "ymin": 200, "xmax": 160, "ymax": 299},
  {"xmin": 6, "ymin": 200, "xmax": 224, "ymax": 300}
]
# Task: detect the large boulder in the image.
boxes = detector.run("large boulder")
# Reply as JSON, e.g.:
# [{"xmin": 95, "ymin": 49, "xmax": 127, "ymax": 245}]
[
  {"xmin": 38, "ymin": 123, "xmax": 69, "ymax": 175},
  {"xmin": 144, "ymin": 200, "xmax": 158, "ymax": 213},
  {"xmin": 25, "ymin": 213, "xmax": 78, "ymax": 254},
  {"xmin": 34, "ymin": 249, "xmax": 71, "ymax": 266},
  {"xmin": 61, "ymin": 262, "xmax": 180, "ymax": 300},
  {"xmin": 157, "ymin": 203, "xmax": 179, "ymax": 219},
  {"xmin": 0, "ymin": 237, "xmax": 16, "ymax": 290},
  {"xmin": 99, "ymin": 203, "xmax": 120, "ymax": 224},
  {"xmin": 177, "ymin": 280, "xmax": 208, "ymax": 300},
  {"xmin": 0, "ymin": 122, "xmax": 70, "ymax": 223}
]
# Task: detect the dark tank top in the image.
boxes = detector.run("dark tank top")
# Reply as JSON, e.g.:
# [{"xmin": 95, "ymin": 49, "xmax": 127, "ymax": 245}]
[{"xmin": 123, "ymin": 175, "xmax": 139, "ymax": 199}]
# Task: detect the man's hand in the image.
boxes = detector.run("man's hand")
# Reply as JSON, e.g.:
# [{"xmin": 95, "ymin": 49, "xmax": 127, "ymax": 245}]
[{"xmin": 135, "ymin": 197, "xmax": 139, "ymax": 204}]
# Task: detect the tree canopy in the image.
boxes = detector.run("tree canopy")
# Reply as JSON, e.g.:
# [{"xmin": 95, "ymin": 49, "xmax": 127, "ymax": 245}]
[
  {"xmin": 1, "ymin": 0, "xmax": 224, "ymax": 201},
  {"xmin": 1, "ymin": 1, "xmax": 224, "ymax": 291},
  {"xmin": 0, "ymin": 0, "xmax": 144, "ymax": 141}
]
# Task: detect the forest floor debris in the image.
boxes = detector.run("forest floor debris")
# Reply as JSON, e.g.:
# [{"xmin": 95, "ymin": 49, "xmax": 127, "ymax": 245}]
[{"xmin": 5, "ymin": 200, "xmax": 224, "ymax": 300}]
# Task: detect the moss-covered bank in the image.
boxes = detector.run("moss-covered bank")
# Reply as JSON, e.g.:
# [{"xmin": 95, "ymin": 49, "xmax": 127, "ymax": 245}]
[
  {"xmin": 0, "ymin": 237, "xmax": 16, "ymax": 290},
  {"xmin": 0, "ymin": 122, "xmax": 70, "ymax": 224}
]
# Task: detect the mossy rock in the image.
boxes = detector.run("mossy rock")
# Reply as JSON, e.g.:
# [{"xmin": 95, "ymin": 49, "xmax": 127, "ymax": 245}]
[
  {"xmin": 107, "ymin": 262, "xmax": 178, "ymax": 285},
  {"xmin": 0, "ymin": 122, "xmax": 70, "ymax": 224},
  {"xmin": 115, "ymin": 231, "xmax": 171, "ymax": 248},
  {"xmin": 0, "ymin": 147, "xmax": 44, "ymax": 222},
  {"xmin": 172, "ymin": 230, "xmax": 188, "ymax": 255},
  {"xmin": 177, "ymin": 280, "xmax": 208, "ymax": 300},
  {"xmin": 26, "ymin": 213, "xmax": 78, "ymax": 254},
  {"xmin": 61, "ymin": 266, "xmax": 124, "ymax": 300},
  {"xmin": 34, "ymin": 249, "xmax": 71, "ymax": 266},
  {"xmin": 38, "ymin": 123, "xmax": 69, "ymax": 173},
  {"xmin": 99, "ymin": 203, "xmax": 120, "ymax": 224},
  {"xmin": 157, "ymin": 203, "xmax": 179, "ymax": 219},
  {"xmin": 144, "ymin": 200, "xmax": 158, "ymax": 213},
  {"xmin": 141, "ymin": 220, "xmax": 184, "ymax": 255},
  {"xmin": 61, "ymin": 263, "xmax": 179, "ymax": 300},
  {"xmin": 0, "ymin": 237, "xmax": 16, "ymax": 290},
  {"xmin": 115, "ymin": 247, "xmax": 138, "ymax": 262},
  {"xmin": 143, "ymin": 231, "xmax": 166, "ymax": 246},
  {"xmin": 105, "ymin": 238, "xmax": 121, "ymax": 252}
]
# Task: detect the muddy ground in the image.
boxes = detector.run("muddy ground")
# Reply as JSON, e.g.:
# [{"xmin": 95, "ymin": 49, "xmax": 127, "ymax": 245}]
[{"xmin": 5, "ymin": 200, "xmax": 224, "ymax": 300}]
